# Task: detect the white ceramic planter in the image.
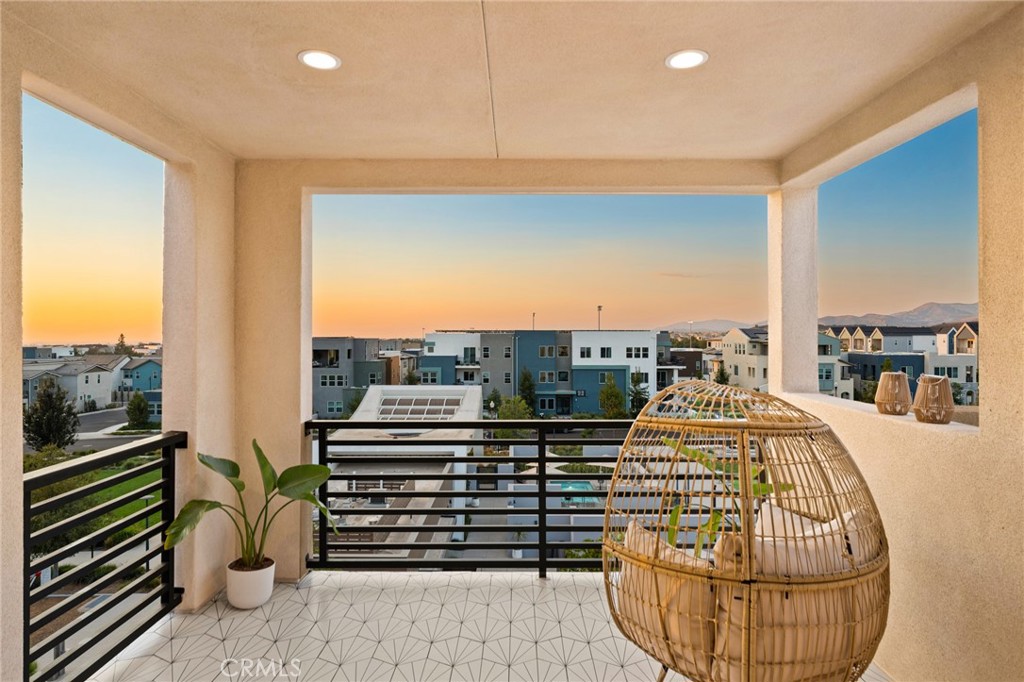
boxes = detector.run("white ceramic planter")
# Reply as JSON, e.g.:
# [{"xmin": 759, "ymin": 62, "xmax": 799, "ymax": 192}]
[
  {"xmin": 226, "ymin": 559, "xmax": 275, "ymax": 609},
  {"xmin": 511, "ymin": 548, "xmax": 523, "ymax": 559}
]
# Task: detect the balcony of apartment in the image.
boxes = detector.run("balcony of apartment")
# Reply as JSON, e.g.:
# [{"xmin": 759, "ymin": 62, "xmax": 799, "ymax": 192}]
[{"xmin": 3, "ymin": 2, "xmax": 1023, "ymax": 682}]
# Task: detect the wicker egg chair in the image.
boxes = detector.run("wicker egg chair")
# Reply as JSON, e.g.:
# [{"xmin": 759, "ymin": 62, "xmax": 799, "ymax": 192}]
[{"xmin": 603, "ymin": 381, "xmax": 889, "ymax": 682}]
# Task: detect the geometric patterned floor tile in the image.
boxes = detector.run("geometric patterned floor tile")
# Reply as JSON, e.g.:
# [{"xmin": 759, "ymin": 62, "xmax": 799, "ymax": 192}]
[{"xmin": 87, "ymin": 571, "xmax": 893, "ymax": 682}]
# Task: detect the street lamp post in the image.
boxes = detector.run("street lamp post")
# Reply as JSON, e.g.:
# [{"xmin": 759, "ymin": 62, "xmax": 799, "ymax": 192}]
[
  {"xmin": 689, "ymin": 320, "xmax": 693, "ymax": 347},
  {"xmin": 532, "ymin": 312, "xmax": 536, "ymax": 330},
  {"xmin": 598, "ymin": 305, "xmax": 603, "ymax": 330}
]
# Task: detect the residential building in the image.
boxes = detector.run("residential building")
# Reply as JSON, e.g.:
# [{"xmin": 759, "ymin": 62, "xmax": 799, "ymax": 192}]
[
  {"xmin": 479, "ymin": 331, "xmax": 516, "ymax": 400},
  {"xmin": 312, "ymin": 337, "xmax": 392, "ymax": 417},
  {"xmin": 21, "ymin": 367, "xmax": 61, "ymax": 408},
  {"xmin": 954, "ymin": 321, "xmax": 979, "ymax": 355},
  {"xmin": 424, "ymin": 331, "xmax": 481, "ymax": 386},
  {"xmin": 571, "ymin": 330, "xmax": 656, "ymax": 415},
  {"xmin": 121, "ymin": 357, "xmax": 163, "ymax": 391},
  {"xmin": 721, "ymin": 327, "xmax": 770, "ymax": 391},
  {"xmin": 868, "ymin": 326, "xmax": 937, "ymax": 353},
  {"xmin": 656, "ymin": 348, "xmax": 704, "ymax": 390},
  {"xmin": 818, "ymin": 335, "xmax": 855, "ymax": 399},
  {"xmin": 514, "ymin": 330, "xmax": 562, "ymax": 415}
]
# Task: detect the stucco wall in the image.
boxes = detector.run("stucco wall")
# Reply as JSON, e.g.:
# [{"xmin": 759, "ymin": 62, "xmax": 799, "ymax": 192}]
[{"xmin": 0, "ymin": 10, "xmax": 238, "ymax": 666}]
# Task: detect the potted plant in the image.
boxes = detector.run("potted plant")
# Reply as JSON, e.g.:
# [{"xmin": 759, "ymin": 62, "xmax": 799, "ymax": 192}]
[
  {"xmin": 164, "ymin": 439, "xmax": 336, "ymax": 609},
  {"xmin": 511, "ymin": 530, "xmax": 526, "ymax": 559}
]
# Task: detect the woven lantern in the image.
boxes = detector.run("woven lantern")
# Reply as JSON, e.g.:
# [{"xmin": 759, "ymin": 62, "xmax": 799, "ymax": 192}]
[
  {"xmin": 603, "ymin": 381, "xmax": 889, "ymax": 682},
  {"xmin": 912, "ymin": 374, "xmax": 955, "ymax": 424},
  {"xmin": 875, "ymin": 371, "xmax": 912, "ymax": 415}
]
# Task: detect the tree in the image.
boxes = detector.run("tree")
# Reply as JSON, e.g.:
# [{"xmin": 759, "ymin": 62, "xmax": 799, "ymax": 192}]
[
  {"xmin": 126, "ymin": 391, "xmax": 150, "ymax": 428},
  {"xmin": 346, "ymin": 389, "xmax": 367, "ymax": 415},
  {"xmin": 517, "ymin": 370, "xmax": 536, "ymax": 416},
  {"xmin": 858, "ymin": 380, "xmax": 878, "ymax": 404},
  {"xmin": 599, "ymin": 375, "xmax": 628, "ymax": 418},
  {"xmin": 713, "ymin": 365, "xmax": 731, "ymax": 385},
  {"xmin": 23, "ymin": 377, "xmax": 79, "ymax": 451},
  {"xmin": 951, "ymin": 382, "xmax": 964, "ymax": 405},
  {"xmin": 495, "ymin": 396, "xmax": 533, "ymax": 439},
  {"xmin": 113, "ymin": 333, "xmax": 134, "ymax": 356},
  {"xmin": 880, "ymin": 358, "xmax": 894, "ymax": 373},
  {"xmin": 24, "ymin": 446, "xmax": 102, "ymax": 555},
  {"xmin": 485, "ymin": 388, "xmax": 504, "ymax": 416},
  {"xmin": 628, "ymin": 371, "xmax": 650, "ymax": 417},
  {"xmin": 403, "ymin": 369, "xmax": 420, "ymax": 385}
]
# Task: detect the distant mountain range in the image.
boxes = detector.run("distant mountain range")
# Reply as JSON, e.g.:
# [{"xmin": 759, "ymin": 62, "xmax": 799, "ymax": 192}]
[
  {"xmin": 663, "ymin": 302, "xmax": 978, "ymax": 334},
  {"xmin": 817, "ymin": 302, "xmax": 977, "ymax": 329},
  {"xmin": 662, "ymin": 319, "xmax": 753, "ymax": 334}
]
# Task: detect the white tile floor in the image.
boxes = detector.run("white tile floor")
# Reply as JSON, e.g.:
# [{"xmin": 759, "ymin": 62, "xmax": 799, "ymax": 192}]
[{"xmin": 89, "ymin": 572, "xmax": 893, "ymax": 682}]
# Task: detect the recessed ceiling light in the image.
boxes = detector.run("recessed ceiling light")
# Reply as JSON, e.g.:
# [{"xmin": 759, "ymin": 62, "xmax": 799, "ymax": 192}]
[
  {"xmin": 298, "ymin": 50, "xmax": 341, "ymax": 70},
  {"xmin": 665, "ymin": 49, "xmax": 708, "ymax": 70}
]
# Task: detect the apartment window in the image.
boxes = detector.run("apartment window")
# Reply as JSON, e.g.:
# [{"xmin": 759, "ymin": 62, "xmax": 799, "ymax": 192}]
[
  {"xmin": 935, "ymin": 367, "xmax": 946, "ymax": 377},
  {"xmin": 503, "ymin": 346, "xmax": 512, "ymax": 358},
  {"xmin": 733, "ymin": 365, "xmax": 739, "ymax": 376},
  {"xmin": 598, "ymin": 372, "xmax": 609, "ymax": 384},
  {"xmin": 600, "ymin": 347, "xmax": 612, "ymax": 359},
  {"xmin": 320, "ymin": 375, "xmax": 327, "ymax": 387},
  {"xmin": 901, "ymin": 366, "xmax": 914, "ymax": 378},
  {"xmin": 84, "ymin": 375, "xmax": 89, "ymax": 384},
  {"xmin": 635, "ymin": 372, "xmax": 649, "ymax": 383},
  {"xmin": 368, "ymin": 373, "xmax": 379, "ymax": 385},
  {"xmin": 538, "ymin": 371, "xmax": 555, "ymax": 383},
  {"xmin": 539, "ymin": 345, "xmax": 555, "ymax": 358},
  {"xmin": 557, "ymin": 345, "xmax": 569, "ymax": 357},
  {"xmin": 819, "ymin": 367, "xmax": 833, "ymax": 381},
  {"xmin": 326, "ymin": 401, "xmax": 343, "ymax": 414},
  {"xmin": 482, "ymin": 346, "xmax": 490, "ymax": 359},
  {"xmin": 482, "ymin": 371, "xmax": 490, "ymax": 384},
  {"xmin": 748, "ymin": 367, "xmax": 754, "ymax": 377},
  {"xmin": 557, "ymin": 370, "xmax": 570, "ymax": 382},
  {"xmin": 149, "ymin": 403, "xmax": 162, "ymax": 417},
  {"xmin": 347, "ymin": 349, "xmax": 352, "ymax": 359},
  {"xmin": 949, "ymin": 367, "xmax": 959, "ymax": 379},
  {"xmin": 504, "ymin": 372, "xmax": 512, "ymax": 384},
  {"xmin": 135, "ymin": 371, "xmax": 141, "ymax": 379},
  {"xmin": 627, "ymin": 347, "xmax": 649, "ymax": 359},
  {"xmin": 427, "ymin": 346, "xmax": 434, "ymax": 354},
  {"xmin": 966, "ymin": 366, "xmax": 974, "ymax": 382},
  {"xmin": 580, "ymin": 347, "xmax": 592, "ymax": 359},
  {"xmin": 763, "ymin": 368, "xmax": 768, "ymax": 379},
  {"xmin": 421, "ymin": 370, "xmax": 439, "ymax": 384},
  {"xmin": 539, "ymin": 397, "xmax": 555, "ymax": 411}
]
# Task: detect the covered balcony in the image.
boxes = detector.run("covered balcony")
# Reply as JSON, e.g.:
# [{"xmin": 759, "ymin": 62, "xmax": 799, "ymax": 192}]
[{"xmin": 2, "ymin": 2, "xmax": 1023, "ymax": 681}]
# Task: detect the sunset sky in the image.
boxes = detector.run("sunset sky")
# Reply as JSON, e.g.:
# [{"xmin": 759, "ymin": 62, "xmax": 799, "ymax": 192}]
[{"xmin": 22, "ymin": 93, "xmax": 978, "ymax": 343}]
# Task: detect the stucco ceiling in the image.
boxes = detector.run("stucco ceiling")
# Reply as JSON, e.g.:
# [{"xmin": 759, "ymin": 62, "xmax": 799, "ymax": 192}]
[{"xmin": 8, "ymin": 1, "xmax": 1012, "ymax": 160}]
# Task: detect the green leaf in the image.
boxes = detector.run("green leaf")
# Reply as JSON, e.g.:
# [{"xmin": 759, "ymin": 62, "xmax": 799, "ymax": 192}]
[
  {"xmin": 731, "ymin": 480, "xmax": 796, "ymax": 497},
  {"xmin": 164, "ymin": 499, "xmax": 222, "ymax": 548},
  {"xmin": 666, "ymin": 504, "xmax": 682, "ymax": 546},
  {"xmin": 694, "ymin": 510, "xmax": 724, "ymax": 558},
  {"xmin": 663, "ymin": 437, "xmax": 751, "ymax": 477},
  {"xmin": 296, "ymin": 491, "xmax": 341, "ymax": 534},
  {"xmin": 251, "ymin": 439, "xmax": 278, "ymax": 497},
  {"xmin": 198, "ymin": 453, "xmax": 240, "ymax": 480},
  {"xmin": 277, "ymin": 464, "xmax": 331, "ymax": 499}
]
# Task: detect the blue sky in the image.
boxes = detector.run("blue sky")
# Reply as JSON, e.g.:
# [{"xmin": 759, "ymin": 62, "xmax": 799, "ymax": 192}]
[{"xmin": 21, "ymin": 92, "xmax": 978, "ymax": 341}]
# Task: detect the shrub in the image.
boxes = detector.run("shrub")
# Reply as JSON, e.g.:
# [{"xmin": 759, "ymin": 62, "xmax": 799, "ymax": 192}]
[{"xmin": 104, "ymin": 529, "xmax": 136, "ymax": 549}]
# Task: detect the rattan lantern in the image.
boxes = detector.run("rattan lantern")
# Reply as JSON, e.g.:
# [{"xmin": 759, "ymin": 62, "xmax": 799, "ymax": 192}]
[
  {"xmin": 875, "ymin": 371, "xmax": 912, "ymax": 415},
  {"xmin": 603, "ymin": 381, "xmax": 889, "ymax": 682},
  {"xmin": 912, "ymin": 374, "xmax": 955, "ymax": 424}
]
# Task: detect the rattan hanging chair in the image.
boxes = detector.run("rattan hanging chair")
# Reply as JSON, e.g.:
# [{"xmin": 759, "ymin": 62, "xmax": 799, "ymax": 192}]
[{"xmin": 603, "ymin": 381, "xmax": 889, "ymax": 682}]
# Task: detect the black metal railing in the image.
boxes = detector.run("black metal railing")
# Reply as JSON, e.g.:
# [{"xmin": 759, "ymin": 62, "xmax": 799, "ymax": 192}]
[
  {"xmin": 23, "ymin": 432, "xmax": 187, "ymax": 682},
  {"xmin": 305, "ymin": 419, "xmax": 632, "ymax": 576}
]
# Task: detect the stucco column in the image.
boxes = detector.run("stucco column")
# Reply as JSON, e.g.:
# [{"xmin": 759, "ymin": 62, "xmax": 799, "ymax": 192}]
[
  {"xmin": 234, "ymin": 161, "xmax": 312, "ymax": 582},
  {"xmin": 767, "ymin": 187, "xmax": 818, "ymax": 394},
  {"xmin": 0, "ymin": 11, "xmax": 24, "ymax": 676},
  {"xmin": 163, "ymin": 159, "xmax": 238, "ymax": 610}
]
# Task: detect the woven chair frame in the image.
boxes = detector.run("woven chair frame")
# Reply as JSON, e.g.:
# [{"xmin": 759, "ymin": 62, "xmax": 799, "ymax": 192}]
[{"xmin": 603, "ymin": 380, "xmax": 889, "ymax": 682}]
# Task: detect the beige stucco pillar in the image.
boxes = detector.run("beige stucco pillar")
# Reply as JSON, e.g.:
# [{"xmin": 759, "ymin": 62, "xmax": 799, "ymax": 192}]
[
  {"xmin": 234, "ymin": 162, "xmax": 312, "ymax": 582},
  {"xmin": 163, "ymin": 159, "xmax": 238, "ymax": 610},
  {"xmin": 0, "ymin": 9, "xmax": 24, "ymax": 677},
  {"xmin": 767, "ymin": 187, "xmax": 818, "ymax": 394}
]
